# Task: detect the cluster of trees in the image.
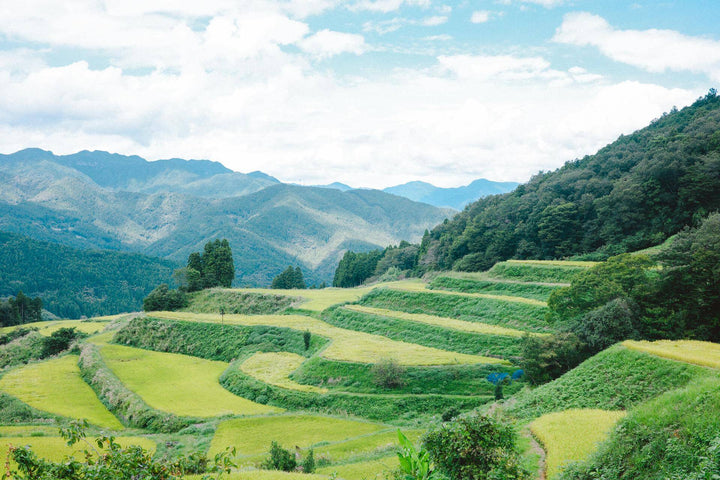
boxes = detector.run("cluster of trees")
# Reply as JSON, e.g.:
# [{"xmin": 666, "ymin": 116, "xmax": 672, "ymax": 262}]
[
  {"xmin": 0, "ymin": 292, "xmax": 42, "ymax": 327},
  {"xmin": 271, "ymin": 266, "xmax": 306, "ymax": 289},
  {"xmin": 261, "ymin": 441, "xmax": 315, "ymax": 473},
  {"xmin": 416, "ymin": 90, "xmax": 720, "ymax": 272},
  {"xmin": 521, "ymin": 212, "xmax": 720, "ymax": 384},
  {"xmin": 174, "ymin": 239, "xmax": 234, "ymax": 292},
  {"xmin": 144, "ymin": 239, "xmax": 235, "ymax": 312},
  {"xmin": 333, "ymin": 241, "xmax": 420, "ymax": 287}
]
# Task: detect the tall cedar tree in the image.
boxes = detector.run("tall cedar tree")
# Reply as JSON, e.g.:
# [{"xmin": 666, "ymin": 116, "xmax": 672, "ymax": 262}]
[
  {"xmin": 271, "ymin": 266, "xmax": 306, "ymax": 289},
  {"xmin": 182, "ymin": 239, "xmax": 235, "ymax": 292}
]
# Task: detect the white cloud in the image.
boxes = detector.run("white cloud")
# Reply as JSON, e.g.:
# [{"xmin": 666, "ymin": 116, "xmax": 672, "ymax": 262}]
[
  {"xmin": 497, "ymin": 0, "xmax": 565, "ymax": 7},
  {"xmin": 470, "ymin": 11, "xmax": 491, "ymax": 24},
  {"xmin": 421, "ymin": 16, "xmax": 448, "ymax": 26},
  {"xmin": 348, "ymin": 0, "xmax": 430, "ymax": 13},
  {"xmin": 298, "ymin": 30, "xmax": 367, "ymax": 59},
  {"xmin": 438, "ymin": 54, "xmax": 564, "ymax": 81},
  {"xmin": 554, "ymin": 12, "xmax": 720, "ymax": 81}
]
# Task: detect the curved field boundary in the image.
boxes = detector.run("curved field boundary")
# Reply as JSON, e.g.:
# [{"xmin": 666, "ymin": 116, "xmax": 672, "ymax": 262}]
[
  {"xmin": 240, "ymin": 352, "xmax": 327, "ymax": 393},
  {"xmin": 530, "ymin": 409, "xmax": 626, "ymax": 479},
  {"xmin": 0, "ymin": 355, "xmax": 123, "ymax": 430},
  {"xmin": 209, "ymin": 414, "xmax": 388, "ymax": 457},
  {"xmin": 623, "ymin": 339, "xmax": 720, "ymax": 369},
  {"xmin": 387, "ymin": 284, "xmax": 546, "ymax": 307},
  {"xmin": 343, "ymin": 305, "xmax": 544, "ymax": 337},
  {"xmin": 152, "ymin": 311, "xmax": 504, "ymax": 366},
  {"xmin": 98, "ymin": 343, "xmax": 281, "ymax": 417}
]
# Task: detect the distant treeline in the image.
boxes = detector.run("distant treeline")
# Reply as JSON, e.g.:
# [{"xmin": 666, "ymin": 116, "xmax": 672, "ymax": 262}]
[
  {"xmin": 0, "ymin": 231, "xmax": 177, "ymax": 318},
  {"xmin": 333, "ymin": 241, "xmax": 419, "ymax": 287},
  {"xmin": 0, "ymin": 292, "xmax": 42, "ymax": 327}
]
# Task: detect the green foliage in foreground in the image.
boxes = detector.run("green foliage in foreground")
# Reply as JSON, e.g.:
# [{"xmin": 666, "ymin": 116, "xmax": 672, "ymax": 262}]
[
  {"xmin": 428, "ymin": 276, "xmax": 558, "ymax": 301},
  {"xmin": 77, "ymin": 344, "xmax": 192, "ymax": 433},
  {"xmin": 114, "ymin": 317, "xmax": 327, "ymax": 362},
  {"xmin": 290, "ymin": 357, "xmax": 521, "ymax": 396},
  {"xmin": 508, "ymin": 346, "xmax": 704, "ymax": 420},
  {"xmin": 185, "ymin": 289, "xmax": 295, "ymax": 315},
  {"xmin": 220, "ymin": 362, "xmax": 490, "ymax": 422},
  {"xmin": 322, "ymin": 307, "xmax": 522, "ymax": 358},
  {"xmin": 358, "ymin": 289, "xmax": 552, "ymax": 333},
  {"xmin": 424, "ymin": 413, "xmax": 530, "ymax": 480},
  {"xmin": 560, "ymin": 375, "xmax": 720, "ymax": 479},
  {"xmin": 5, "ymin": 421, "xmax": 235, "ymax": 480}
]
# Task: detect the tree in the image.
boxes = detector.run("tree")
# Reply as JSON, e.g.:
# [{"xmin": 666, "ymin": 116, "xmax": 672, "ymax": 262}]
[
  {"xmin": 371, "ymin": 358, "xmax": 406, "ymax": 389},
  {"xmin": 180, "ymin": 240, "xmax": 235, "ymax": 292},
  {"xmin": 143, "ymin": 284, "xmax": 187, "ymax": 312},
  {"xmin": 271, "ymin": 266, "xmax": 306, "ymax": 289},
  {"xmin": 41, "ymin": 327, "xmax": 84, "ymax": 357}
]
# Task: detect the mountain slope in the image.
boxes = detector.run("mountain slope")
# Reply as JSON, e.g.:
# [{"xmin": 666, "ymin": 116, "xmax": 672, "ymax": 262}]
[
  {"xmin": 0, "ymin": 231, "xmax": 177, "ymax": 318},
  {"xmin": 0, "ymin": 151, "xmax": 452, "ymax": 286},
  {"xmin": 419, "ymin": 90, "xmax": 720, "ymax": 271},
  {"xmin": 384, "ymin": 179, "xmax": 519, "ymax": 210}
]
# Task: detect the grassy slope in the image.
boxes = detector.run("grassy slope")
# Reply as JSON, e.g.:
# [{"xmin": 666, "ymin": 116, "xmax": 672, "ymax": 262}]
[{"xmin": 0, "ymin": 355, "xmax": 123, "ymax": 429}]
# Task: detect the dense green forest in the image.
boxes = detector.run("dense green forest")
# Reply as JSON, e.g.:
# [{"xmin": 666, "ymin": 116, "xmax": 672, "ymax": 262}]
[
  {"xmin": 0, "ymin": 231, "xmax": 177, "ymax": 318},
  {"xmin": 416, "ymin": 90, "xmax": 720, "ymax": 272},
  {"xmin": 0, "ymin": 292, "xmax": 42, "ymax": 327}
]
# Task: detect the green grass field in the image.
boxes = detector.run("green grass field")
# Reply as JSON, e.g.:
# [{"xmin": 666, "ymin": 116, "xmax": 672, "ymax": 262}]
[
  {"xmin": 317, "ymin": 455, "xmax": 398, "ymax": 480},
  {"xmin": 623, "ymin": 339, "xmax": 720, "ymax": 369},
  {"xmin": 185, "ymin": 471, "xmax": 327, "ymax": 480},
  {"xmin": 0, "ymin": 425, "xmax": 58, "ymax": 436},
  {"xmin": 209, "ymin": 414, "xmax": 388, "ymax": 457},
  {"xmin": 240, "ymin": 352, "xmax": 327, "ymax": 393},
  {"xmin": 0, "ymin": 355, "xmax": 123, "ymax": 429},
  {"xmin": 486, "ymin": 261, "xmax": 590, "ymax": 284},
  {"xmin": 99, "ymin": 343, "xmax": 280, "ymax": 417},
  {"xmin": 343, "ymin": 305, "xmax": 541, "ymax": 337},
  {"xmin": 151, "ymin": 312, "xmax": 500, "ymax": 365},
  {"xmin": 530, "ymin": 409, "xmax": 626, "ymax": 479},
  {"xmin": 428, "ymin": 275, "xmax": 559, "ymax": 301},
  {"xmin": 233, "ymin": 286, "xmax": 377, "ymax": 311},
  {"xmin": 0, "ymin": 320, "xmax": 108, "ymax": 337}
]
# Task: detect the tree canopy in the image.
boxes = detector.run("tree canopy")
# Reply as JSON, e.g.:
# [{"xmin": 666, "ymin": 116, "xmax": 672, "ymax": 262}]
[
  {"xmin": 177, "ymin": 239, "xmax": 235, "ymax": 292},
  {"xmin": 271, "ymin": 266, "xmax": 306, "ymax": 289}
]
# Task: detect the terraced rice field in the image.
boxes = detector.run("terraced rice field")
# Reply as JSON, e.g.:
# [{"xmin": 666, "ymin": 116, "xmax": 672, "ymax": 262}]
[
  {"xmin": 504, "ymin": 260, "xmax": 599, "ymax": 268},
  {"xmin": 99, "ymin": 343, "xmax": 280, "ymax": 417},
  {"xmin": 317, "ymin": 455, "xmax": 398, "ymax": 480},
  {"xmin": 185, "ymin": 471, "xmax": 327, "ymax": 480},
  {"xmin": 0, "ymin": 320, "xmax": 108, "ymax": 336},
  {"xmin": 209, "ymin": 415, "xmax": 388, "ymax": 457},
  {"xmin": 0, "ymin": 436, "xmax": 156, "ymax": 465},
  {"xmin": 623, "ymin": 340, "xmax": 720, "ymax": 369},
  {"xmin": 388, "ymin": 284, "xmax": 546, "ymax": 306},
  {"xmin": 152, "ymin": 312, "xmax": 501, "ymax": 365},
  {"xmin": 234, "ymin": 286, "xmax": 376, "ymax": 311},
  {"xmin": 240, "ymin": 352, "xmax": 327, "ymax": 393},
  {"xmin": 343, "ymin": 305, "xmax": 542, "ymax": 337},
  {"xmin": 530, "ymin": 409, "xmax": 626, "ymax": 479},
  {"xmin": 0, "ymin": 355, "xmax": 123, "ymax": 429},
  {"xmin": 314, "ymin": 429, "xmax": 422, "ymax": 463}
]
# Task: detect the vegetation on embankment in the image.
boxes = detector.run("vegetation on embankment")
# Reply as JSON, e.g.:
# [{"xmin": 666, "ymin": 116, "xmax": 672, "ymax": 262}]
[
  {"xmin": 114, "ymin": 317, "xmax": 328, "ymax": 361},
  {"xmin": 428, "ymin": 275, "xmax": 559, "ymax": 301}
]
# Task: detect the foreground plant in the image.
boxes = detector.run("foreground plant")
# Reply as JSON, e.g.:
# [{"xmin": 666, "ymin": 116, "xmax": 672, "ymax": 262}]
[{"xmin": 2, "ymin": 420, "xmax": 235, "ymax": 480}]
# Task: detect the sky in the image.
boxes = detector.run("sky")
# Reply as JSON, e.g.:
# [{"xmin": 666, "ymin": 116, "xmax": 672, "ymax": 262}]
[{"xmin": 0, "ymin": 1, "xmax": 718, "ymax": 188}]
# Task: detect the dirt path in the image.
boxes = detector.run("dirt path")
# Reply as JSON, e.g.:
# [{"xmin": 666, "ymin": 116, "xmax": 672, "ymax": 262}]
[{"xmin": 522, "ymin": 426, "xmax": 546, "ymax": 480}]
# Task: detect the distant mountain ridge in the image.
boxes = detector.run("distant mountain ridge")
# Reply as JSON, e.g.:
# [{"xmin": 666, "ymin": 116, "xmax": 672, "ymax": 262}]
[
  {"xmin": 0, "ymin": 148, "xmax": 453, "ymax": 315},
  {"xmin": 383, "ymin": 179, "xmax": 519, "ymax": 210}
]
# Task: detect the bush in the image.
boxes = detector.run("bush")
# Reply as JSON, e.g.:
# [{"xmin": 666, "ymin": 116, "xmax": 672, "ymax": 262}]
[
  {"xmin": 372, "ymin": 358, "xmax": 407, "ymax": 389},
  {"xmin": 570, "ymin": 298, "xmax": 640, "ymax": 353},
  {"xmin": 423, "ymin": 413, "xmax": 529, "ymax": 480},
  {"xmin": 518, "ymin": 333, "xmax": 588, "ymax": 385},
  {"xmin": 262, "ymin": 441, "xmax": 297, "ymax": 472},
  {"xmin": 142, "ymin": 284, "xmax": 188, "ymax": 312},
  {"xmin": 301, "ymin": 449, "xmax": 315, "ymax": 473},
  {"xmin": 41, "ymin": 327, "xmax": 85, "ymax": 357}
]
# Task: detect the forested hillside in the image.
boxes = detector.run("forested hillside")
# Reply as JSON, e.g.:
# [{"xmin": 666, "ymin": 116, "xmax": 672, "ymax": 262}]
[
  {"xmin": 419, "ymin": 90, "xmax": 720, "ymax": 272},
  {"xmin": 0, "ymin": 231, "xmax": 177, "ymax": 318}
]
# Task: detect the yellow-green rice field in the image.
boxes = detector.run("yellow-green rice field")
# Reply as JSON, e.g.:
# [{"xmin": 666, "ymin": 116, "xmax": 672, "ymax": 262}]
[
  {"xmin": 240, "ymin": 352, "xmax": 326, "ymax": 393},
  {"xmin": 151, "ymin": 312, "xmax": 502, "ymax": 366},
  {"xmin": 0, "ymin": 320, "xmax": 108, "ymax": 337},
  {"xmin": 386, "ymin": 284, "xmax": 547, "ymax": 306},
  {"xmin": 185, "ymin": 471, "xmax": 327, "ymax": 480},
  {"xmin": 530, "ymin": 409, "xmax": 626, "ymax": 479},
  {"xmin": 317, "ymin": 455, "xmax": 398, "ymax": 480},
  {"xmin": 209, "ymin": 415, "xmax": 388, "ymax": 457},
  {"xmin": 343, "ymin": 305, "xmax": 544, "ymax": 337},
  {"xmin": 0, "ymin": 355, "xmax": 123, "ymax": 430},
  {"xmin": 623, "ymin": 340, "xmax": 720, "ymax": 369},
  {"xmin": 98, "ymin": 344, "xmax": 280, "ymax": 417},
  {"xmin": 234, "ymin": 286, "xmax": 376, "ymax": 311}
]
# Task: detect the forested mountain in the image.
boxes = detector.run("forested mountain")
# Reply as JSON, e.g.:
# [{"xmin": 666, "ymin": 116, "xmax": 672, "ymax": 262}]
[
  {"xmin": 0, "ymin": 150, "xmax": 452, "ymax": 303},
  {"xmin": 384, "ymin": 179, "xmax": 519, "ymax": 210},
  {"xmin": 418, "ymin": 90, "xmax": 720, "ymax": 272},
  {"xmin": 0, "ymin": 231, "xmax": 177, "ymax": 318}
]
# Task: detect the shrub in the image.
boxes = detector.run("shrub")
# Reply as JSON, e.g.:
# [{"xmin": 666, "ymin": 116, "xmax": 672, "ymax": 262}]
[
  {"xmin": 302, "ymin": 449, "xmax": 315, "ymax": 473},
  {"xmin": 518, "ymin": 332, "xmax": 588, "ymax": 385},
  {"xmin": 303, "ymin": 330, "xmax": 311, "ymax": 351},
  {"xmin": 142, "ymin": 284, "xmax": 188, "ymax": 312},
  {"xmin": 41, "ymin": 327, "xmax": 85, "ymax": 357},
  {"xmin": 570, "ymin": 298, "xmax": 640, "ymax": 353},
  {"xmin": 423, "ymin": 413, "xmax": 529, "ymax": 480},
  {"xmin": 372, "ymin": 358, "xmax": 407, "ymax": 389},
  {"xmin": 262, "ymin": 441, "xmax": 297, "ymax": 472}
]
